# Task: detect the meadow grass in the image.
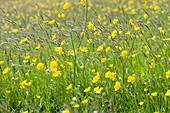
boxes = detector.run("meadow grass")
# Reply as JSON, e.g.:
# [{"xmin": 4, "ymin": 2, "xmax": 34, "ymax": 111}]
[{"xmin": 0, "ymin": 0, "xmax": 170, "ymax": 113}]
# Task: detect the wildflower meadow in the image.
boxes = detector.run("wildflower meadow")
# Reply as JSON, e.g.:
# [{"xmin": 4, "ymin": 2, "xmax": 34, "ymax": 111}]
[{"xmin": 0, "ymin": 0, "xmax": 170, "ymax": 113}]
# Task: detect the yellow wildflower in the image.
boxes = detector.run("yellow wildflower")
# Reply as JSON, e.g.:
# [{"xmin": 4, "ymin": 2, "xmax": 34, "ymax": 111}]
[
  {"xmin": 151, "ymin": 92, "xmax": 157, "ymax": 97},
  {"xmin": 2, "ymin": 67, "xmax": 9, "ymax": 75},
  {"xmin": 94, "ymin": 86, "xmax": 103, "ymax": 93},
  {"xmin": 127, "ymin": 76, "xmax": 136, "ymax": 84},
  {"xmin": 97, "ymin": 45, "xmax": 103, "ymax": 51},
  {"xmin": 165, "ymin": 70, "xmax": 170, "ymax": 78},
  {"xmin": 114, "ymin": 81, "xmax": 120, "ymax": 91},
  {"xmin": 48, "ymin": 19, "xmax": 55, "ymax": 25},
  {"xmin": 165, "ymin": 90, "xmax": 170, "ymax": 96},
  {"xmin": 92, "ymin": 72, "xmax": 100, "ymax": 83},
  {"xmin": 50, "ymin": 60, "xmax": 58, "ymax": 71},
  {"xmin": 37, "ymin": 62, "xmax": 44, "ymax": 70},
  {"xmin": 80, "ymin": 0, "xmax": 86, "ymax": 5},
  {"xmin": 121, "ymin": 50, "xmax": 128, "ymax": 57},
  {"xmin": 63, "ymin": 108, "xmax": 70, "ymax": 113},
  {"xmin": 63, "ymin": 2, "xmax": 70, "ymax": 10},
  {"xmin": 66, "ymin": 83, "xmax": 72, "ymax": 90},
  {"xmin": 101, "ymin": 57, "xmax": 107, "ymax": 63},
  {"xmin": 84, "ymin": 86, "xmax": 91, "ymax": 92}
]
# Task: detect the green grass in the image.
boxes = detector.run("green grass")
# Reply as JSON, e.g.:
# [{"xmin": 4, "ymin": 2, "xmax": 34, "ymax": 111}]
[{"xmin": 0, "ymin": 0, "xmax": 170, "ymax": 113}]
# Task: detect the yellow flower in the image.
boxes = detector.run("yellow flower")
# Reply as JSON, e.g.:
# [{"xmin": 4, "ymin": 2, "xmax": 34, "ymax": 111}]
[
  {"xmin": 58, "ymin": 13, "xmax": 65, "ymax": 18},
  {"xmin": 88, "ymin": 22, "xmax": 94, "ymax": 30},
  {"xmin": 94, "ymin": 86, "xmax": 103, "ymax": 93},
  {"xmin": 139, "ymin": 101, "xmax": 144, "ymax": 106},
  {"xmin": 52, "ymin": 71, "xmax": 60, "ymax": 77},
  {"xmin": 37, "ymin": 62, "xmax": 44, "ymax": 70},
  {"xmin": 165, "ymin": 70, "xmax": 170, "ymax": 78},
  {"xmin": 12, "ymin": 29, "xmax": 18, "ymax": 33},
  {"xmin": 32, "ymin": 57, "xmax": 37, "ymax": 62},
  {"xmin": 63, "ymin": 2, "xmax": 70, "ymax": 10},
  {"xmin": 82, "ymin": 99, "xmax": 88, "ymax": 104},
  {"xmin": 36, "ymin": 95, "xmax": 41, "ymax": 99},
  {"xmin": 73, "ymin": 104, "xmax": 80, "ymax": 108},
  {"xmin": 101, "ymin": 57, "xmax": 107, "ymax": 63},
  {"xmin": 84, "ymin": 86, "xmax": 91, "ymax": 92},
  {"xmin": 79, "ymin": 46, "xmax": 88, "ymax": 52},
  {"xmin": 125, "ymin": 31, "xmax": 131, "ymax": 35},
  {"xmin": 55, "ymin": 47, "xmax": 64, "ymax": 55},
  {"xmin": 112, "ymin": 18, "xmax": 118, "ymax": 24},
  {"xmin": 152, "ymin": 35, "xmax": 156, "ymax": 40},
  {"xmin": 114, "ymin": 81, "xmax": 120, "ymax": 91},
  {"xmin": 19, "ymin": 37, "xmax": 28, "ymax": 44},
  {"xmin": 2, "ymin": 67, "xmax": 9, "ymax": 75},
  {"xmin": 48, "ymin": 19, "xmax": 55, "ymax": 25},
  {"xmin": 50, "ymin": 60, "xmax": 58, "ymax": 71},
  {"xmin": 127, "ymin": 76, "xmax": 136, "ymax": 84},
  {"xmin": 151, "ymin": 92, "xmax": 157, "ymax": 97},
  {"xmin": 111, "ymin": 30, "xmax": 117, "ymax": 38},
  {"xmin": 169, "ymin": 57, "xmax": 170, "ymax": 62},
  {"xmin": 105, "ymin": 47, "xmax": 110, "ymax": 52},
  {"xmin": 80, "ymin": 0, "xmax": 86, "ymax": 5},
  {"xmin": 105, "ymin": 71, "xmax": 116, "ymax": 80},
  {"xmin": 97, "ymin": 45, "xmax": 103, "ymax": 51},
  {"xmin": 0, "ymin": 60, "xmax": 4, "ymax": 64},
  {"xmin": 66, "ymin": 83, "xmax": 72, "ymax": 90},
  {"xmin": 63, "ymin": 108, "xmax": 70, "ymax": 113},
  {"xmin": 35, "ymin": 44, "xmax": 41, "ymax": 49},
  {"xmin": 22, "ymin": 111, "xmax": 28, "ymax": 113},
  {"xmin": 121, "ymin": 50, "xmax": 128, "ymax": 57},
  {"xmin": 165, "ymin": 90, "xmax": 170, "ymax": 96},
  {"xmin": 92, "ymin": 72, "xmax": 100, "ymax": 83},
  {"xmin": 5, "ymin": 90, "xmax": 11, "ymax": 94},
  {"xmin": 143, "ymin": 14, "xmax": 148, "ymax": 19},
  {"xmin": 134, "ymin": 25, "xmax": 140, "ymax": 31},
  {"xmin": 97, "ymin": 15, "xmax": 101, "ymax": 22}
]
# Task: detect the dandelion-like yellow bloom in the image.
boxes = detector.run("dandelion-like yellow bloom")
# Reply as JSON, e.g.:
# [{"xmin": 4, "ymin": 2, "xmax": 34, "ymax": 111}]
[
  {"xmin": 139, "ymin": 102, "xmax": 144, "ymax": 106},
  {"xmin": 55, "ymin": 47, "xmax": 64, "ymax": 55},
  {"xmin": 12, "ymin": 29, "xmax": 18, "ymax": 33},
  {"xmin": 79, "ymin": 46, "xmax": 88, "ymax": 52},
  {"xmin": 151, "ymin": 92, "xmax": 157, "ymax": 97},
  {"xmin": 94, "ymin": 86, "xmax": 103, "ymax": 93},
  {"xmin": 92, "ymin": 72, "xmax": 100, "ymax": 83},
  {"xmin": 134, "ymin": 25, "xmax": 140, "ymax": 31},
  {"xmin": 101, "ymin": 57, "xmax": 107, "ymax": 63},
  {"xmin": 121, "ymin": 50, "xmax": 128, "ymax": 57},
  {"xmin": 37, "ymin": 62, "xmax": 44, "ymax": 70},
  {"xmin": 66, "ymin": 83, "xmax": 72, "ymax": 90},
  {"xmin": 58, "ymin": 13, "xmax": 65, "ymax": 18},
  {"xmin": 48, "ymin": 19, "xmax": 55, "ymax": 25},
  {"xmin": 80, "ymin": 0, "xmax": 86, "ymax": 5},
  {"xmin": 82, "ymin": 99, "xmax": 88, "ymax": 104},
  {"xmin": 114, "ymin": 81, "xmax": 120, "ymax": 91},
  {"xmin": 50, "ymin": 60, "xmax": 58, "ymax": 71},
  {"xmin": 88, "ymin": 22, "xmax": 94, "ymax": 30},
  {"xmin": 2, "ymin": 67, "xmax": 9, "ymax": 75},
  {"xmin": 165, "ymin": 70, "xmax": 170, "ymax": 78},
  {"xmin": 112, "ymin": 18, "xmax": 118, "ymax": 24},
  {"xmin": 52, "ymin": 71, "xmax": 60, "ymax": 77},
  {"xmin": 127, "ymin": 76, "xmax": 136, "ymax": 84},
  {"xmin": 63, "ymin": 2, "xmax": 70, "ymax": 10},
  {"xmin": 111, "ymin": 30, "xmax": 117, "ymax": 38},
  {"xmin": 5, "ymin": 90, "xmax": 11, "ymax": 94},
  {"xmin": 84, "ymin": 86, "xmax": 91, "ymax": 92},
  {"xmin": 63, "ymin": 108, "xmax": 70, "ymax": 113},
  {"xmin": 97, "ymin": 45, "xmax": 103, "ymax": 51},
  {"xmin": 165, "ymin": 90, "xmax": 170, "ymax": 96}
]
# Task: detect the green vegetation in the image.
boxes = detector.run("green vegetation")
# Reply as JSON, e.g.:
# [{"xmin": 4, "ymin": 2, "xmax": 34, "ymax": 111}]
[{"xmin": 0, "ymin": 0, "xmax": 170, "ymax": 112}]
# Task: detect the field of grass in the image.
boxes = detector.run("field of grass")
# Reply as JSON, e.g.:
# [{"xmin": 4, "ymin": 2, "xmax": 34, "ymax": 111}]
[{"xmin": 0, "ymin": 0, "xmax": 170, "ymax": 113}]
